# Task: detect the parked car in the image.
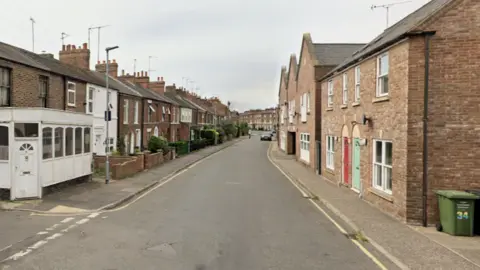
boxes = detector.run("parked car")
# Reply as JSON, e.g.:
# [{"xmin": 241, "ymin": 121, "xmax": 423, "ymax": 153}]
[{"xmin": 260, "ymin": 133, "xmax": 272, "ymax": 141}]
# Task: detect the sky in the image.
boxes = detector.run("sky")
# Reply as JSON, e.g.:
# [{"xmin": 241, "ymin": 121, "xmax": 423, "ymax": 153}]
[{"xmin": 2, "ymin": 0, "xmax": 428, "ymax": 112}]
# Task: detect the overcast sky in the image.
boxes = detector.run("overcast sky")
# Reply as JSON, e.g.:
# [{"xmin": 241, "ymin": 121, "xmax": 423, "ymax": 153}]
[{"xmin": 2, "ymin": 0, "xmax": 428, "ymax": 112}]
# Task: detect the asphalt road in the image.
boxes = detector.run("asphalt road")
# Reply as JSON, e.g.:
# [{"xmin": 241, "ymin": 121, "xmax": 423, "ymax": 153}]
[{"xmin": 1, "ymin": 138, "xmax": 380, "ymax": 270}]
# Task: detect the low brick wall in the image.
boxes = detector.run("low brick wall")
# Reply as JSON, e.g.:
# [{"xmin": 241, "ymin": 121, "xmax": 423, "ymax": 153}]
[
  {"xmin": 144, "ymin": 151, "xmax": 165, "ymax": 170},
  {"xmin": 94, "ymin": 155, "xmax": 136, "ymax": 169},
  {"xmin": 111, "ymin": 153, "xmax": 145, "ymax": 179}
]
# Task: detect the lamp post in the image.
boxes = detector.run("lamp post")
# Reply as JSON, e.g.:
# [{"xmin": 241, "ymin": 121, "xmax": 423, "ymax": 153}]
[{"xmin": 105, "ymin": 45, "xmax": 119, "ymax": 184}]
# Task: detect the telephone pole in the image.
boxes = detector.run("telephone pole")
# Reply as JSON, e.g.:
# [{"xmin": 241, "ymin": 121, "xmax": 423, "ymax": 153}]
[
  {"xmin": 371, "ymin": 1, "xmax": 411, "ymax": 28},
  {"xmin": 29, "ymin": 17, "xmax": 36, "ymax": 52}
]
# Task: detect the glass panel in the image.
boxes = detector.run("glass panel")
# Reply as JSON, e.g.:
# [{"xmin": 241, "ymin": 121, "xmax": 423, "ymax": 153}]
[
  {"xmin": 385, "ymin": 167, "xmax": 392, "ymax": 191},
  {"xmin": 374, "ymin": 164, "xmax": 383, "ymax": 187},
  {"xmin": 1, "ymin": 68, "xmax": 10, "ymax": 86},
  {"xmin": 75, "ymin": 127, "xmax": 82, "ymax": 154},
  {"xmin": 385, "ymin": 142, "xmax": 392, "ymax": 165},
  {"xmin": 381, "ymin": 76, "xmax": 389, "ymax": 94},
  {"xmin": 380, "ymin": 55, "xmax": 389, "ymax": 75},
  {"xmin": 88, "ymin": 87, "xmax": 94, "ymax": 99},
  {"xmin": 0, "ymin": 126, "xmax": 8, "ymax": 160},
  {"xmin": 54, "ymin": 127, "xmax": 63, "ymax": 157},
  {"xmin": 375, "ymin": 141, "xmax": 383, "ymax": 163},
  {"xmin": 65, "ymin": 127, "xmax": 73, "ymax": 156},
  {"xmin": 67, "ymin": 82, "xmax": 75, "ymax": 90},
  {"xmin": 14, "ymin": 123, "xmax": 39, "ymax": 137},
  {"xmin": 42, "ymin": 127, "xmax": 53, "ymax": 159},
  {"xmin": 68, "ymin": 91, "xmax": 75, "ymax": 103},
  {"xmin": 84, "ymin": 128, "xmax": 91, "ymax": 153}
]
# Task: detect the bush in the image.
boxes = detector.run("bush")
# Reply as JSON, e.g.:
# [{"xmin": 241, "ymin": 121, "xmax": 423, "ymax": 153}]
[
  {"xmin": 200, "ymin": 129, "xmax": 217, "ymax": 145},
  {"xmin": 148, "ymin": 136, "xmax": 169, "ymax": 153},
  {"xmin": 169, "ymin": 141, "xmax": 188, "ymax": 155},
  {"xmin": 190, "ymin": 139, "xmax": 207, "ymax": 151},
  {"xmin": 216, "ymin": 127, "xmax": 225, "ymax": 144}
]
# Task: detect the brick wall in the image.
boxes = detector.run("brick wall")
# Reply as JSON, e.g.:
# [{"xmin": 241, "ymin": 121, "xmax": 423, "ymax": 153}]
[
  {"xmin": 111, "ymin": 153, "xmax": 145, "ymax": 179},
  {"xmin": 93, "ymin": 155, "xmax": 136, "ymax": 169},
  {"xmin": 144, "ymin": 151, "xmax": 164, "ymax": 169},
  {"xmin": 321, "ymin": 41, "xmax": 410, "ymax": 222},
  {"xmin": 406, "ymin": 0, "xmax": 480, "ymax": 225},
  {"xmin": 118, "ymin": 94, "xmax": 142, "ymax": 151}
]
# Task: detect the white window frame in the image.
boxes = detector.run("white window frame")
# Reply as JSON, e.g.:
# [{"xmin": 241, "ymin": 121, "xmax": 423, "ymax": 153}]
[
  {"xmin": 86, "ymin": 86, "xmax": 94, "ymax": 114},
  {"xmin": 307, "ymin": 92, "xmax": 311, "ymax": 113},
  {"xmin": 326, "ymin": 135, "xmax": 335, "ymax": 170},
  {"xmin": 342, "ymin": 73, "xmax": 348, "ymax": 105},
  {"xmin": 354, "ymin": 66, "xmax": 360, "ymax": 102},
  {"xmin": 327, "ymin": 80, "xmax": 333, "ymax": 107},
  {"xmin": 67, "ymin": 81, "xmax": 76, "ymax": 107},
  {"xmin": 134, "ymin": 101, "xmax": 139, "ymax": 124},
  {"xmin": 123, "ymin": 99, "xmax": 129, "ymax": 124},
  {"xmin": 376, "ymin": 53, "xmax": 389, "ymax": 97},
  {"xmin": 372, "ymin": 139, "xmax": 393, "ymax": 194}
]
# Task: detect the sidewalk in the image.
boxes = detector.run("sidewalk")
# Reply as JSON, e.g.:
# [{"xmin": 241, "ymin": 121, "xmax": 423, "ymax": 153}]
[
  {"xmin": 268, "ymin": 142, "xmax": 480, "ymax": 270},
  {"xmin": 0, "ymin": 138, "xmax": 244, "ymax": 214}
]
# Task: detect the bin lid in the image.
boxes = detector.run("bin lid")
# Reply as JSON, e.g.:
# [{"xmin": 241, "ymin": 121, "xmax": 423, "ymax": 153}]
[{"xmin": 436, "ymin": 190, "xmax": 480, "ymax": 199}]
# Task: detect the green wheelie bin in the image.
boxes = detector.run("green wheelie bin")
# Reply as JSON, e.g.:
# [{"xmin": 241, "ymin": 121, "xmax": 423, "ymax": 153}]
[{"xmin": 436, "ymin": 190, "xmax": 480, "ymax": 236}]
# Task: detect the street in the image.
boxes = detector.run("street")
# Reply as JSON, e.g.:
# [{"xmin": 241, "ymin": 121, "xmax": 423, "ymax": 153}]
[{"xmin": 1, "ymin": 138, "xmax": 381, "ymax": 270}]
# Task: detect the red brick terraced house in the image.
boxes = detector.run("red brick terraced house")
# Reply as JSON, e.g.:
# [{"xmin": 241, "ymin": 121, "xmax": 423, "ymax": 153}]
[
  {"xmin": 164, "ymin": 86, "xmax": 197, "ymax": 141},
  {"xmin": 320, "ymin": 0, "xmax": 480, "ymax": 226}
]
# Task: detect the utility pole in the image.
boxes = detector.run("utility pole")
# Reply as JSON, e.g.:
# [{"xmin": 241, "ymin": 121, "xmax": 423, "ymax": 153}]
[
  {"xmin": 61, "ymin": 32, "xmax": 70, "ymax": 46},
  {"xmin": 89, "ymin": 25, "xmax": 110, "ymax": 62},
  {"xmin": 148, "ymin": 56, "xmax": 157, "ymax": 77},
  {"xmin": 29, "ymin": 17, "xmax": 36, "ymax": 52},
  {"xmin": 104, "ymin": 46, "xmax": 119, "ymax": 184},
  {"xmin": 371, "ymin": 1, "xmax": 411, "ymax": 28}
]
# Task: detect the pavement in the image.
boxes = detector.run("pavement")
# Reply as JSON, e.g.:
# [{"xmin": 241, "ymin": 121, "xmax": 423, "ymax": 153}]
[
  {"xmin": 1, "ymin": 134, "xmax": 389, "ymax": 269},
  {"xmin": 268, "ymin": 141, "xmax": 480, "ymax": 270}
]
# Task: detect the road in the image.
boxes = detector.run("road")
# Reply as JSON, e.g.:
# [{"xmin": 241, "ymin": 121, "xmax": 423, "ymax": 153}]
[{"xmin": 1, "ymin": 137, "xmax": 381, "ymax": 270}]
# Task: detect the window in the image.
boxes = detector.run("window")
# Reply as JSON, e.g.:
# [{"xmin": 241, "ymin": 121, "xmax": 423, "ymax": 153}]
[
  {"xmin": 14, "ymin": 123, "xmax": 38, "ymax": 137},
  {"xmin": 84, "ymin": 127, "xmax": 91, "ymax": 153},
  {"xmin": 67, "ymin": 82, "xmax": 76, "ymax": 106},
  {"xmin": 0, "ymin": 126, "xmax": 8, "ymax": 160},
  {"xmin": 42, "ymin": 127, "xmax": 53, "ymax": 159},
  {"xmin": 355, "ymin": 66, "xmax": 360, "ymax": 102},
  {"xmin": 75, "ymin": 127, "xmax": 82, "ymax": 154},
  {"xmin": 377, "ymin": 53, "xmax": 389, "ymax": 96},
  {"xmin": 373, "ymin": 140, "xmax": 392, "ymax": 193},
  {"xmin": 148, "ymin": 105, "xmax": 155, "ymax": 122},
  {"xmin": 327, "ymin": 80, "xmax": 333, "ymax": 107},
  {"xmin": 0, "ymin": 67, "xmax": 10, "ymax": 106},
  {"xmin": 123, "ymin": 100, "xmax": 129, "ymax": 124},
  {"xmin": 86, "ymin": 87, "xmax": 94, "ymax": 114},
  {"xmin": 326, "ymin": 136, "xmax": 335, "ymax": 170},
  {"xmin": 307, "ymin": 92, "xmax": 311, "ymax": 112},
  {"xmin": 162, "ymin": 106, "xmax": 166, "ymax": 122},
  {"xmin": 39, "ymin": 76, "xmax": 49, "ymax": 108},
  {"xmin": 65, "ymin": 127, "xmax": 73, "ymax": 156},
  {"xmin": 342, "ymin": 73, "xmax": 348, "ymax": 105},
  {"xmin": 300, "ymin": 133, "xmax": 310, "ymax": 150},
  {"xmin": 54, "ymin": 127, "xmax": 63, "ymax": 157},
  {"xmin": 134, "ymin": 101, "xmax": 139, "ymax": 124}
]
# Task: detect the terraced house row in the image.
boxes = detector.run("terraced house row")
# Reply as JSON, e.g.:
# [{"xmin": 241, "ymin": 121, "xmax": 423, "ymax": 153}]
[
  {"xmin": 277, "ymin": 0, "xmax": 480, "ymax": 226},
  {"xmin": 239, "ymin": 108, "xmax": 277, "ymax": 130},
  {"xmin": 0, "ymin": 40, "xmax": 231, "ymax": 200}
]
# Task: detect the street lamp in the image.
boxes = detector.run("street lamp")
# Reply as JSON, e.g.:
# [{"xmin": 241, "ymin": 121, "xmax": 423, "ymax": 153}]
[{"xmin": 105, "ymin": 45, "xmax": 119, "ymax": 184}]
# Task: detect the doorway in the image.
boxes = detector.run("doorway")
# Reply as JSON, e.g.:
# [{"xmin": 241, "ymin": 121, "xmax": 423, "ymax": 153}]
[
  {"xmin": 352, "ymin": 138, "xmax": 361, "ymax": 192},
  {"xmin": 316, "ymin": 140, "xmax": 321, "ymax": 175},
  {"xmin": 342, "ymin": 137, "xmax": 350, "ymax": 185},
  {"xmin": 287, "ymin": 131, "xmax": 296, "ymax": 155},
  {"xmin": 14, "ymin": 141, "xmax": 39, "ymax": 199}
]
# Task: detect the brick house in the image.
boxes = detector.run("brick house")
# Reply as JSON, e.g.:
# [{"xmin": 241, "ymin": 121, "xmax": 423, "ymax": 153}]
[
  {"xmin": 149, "ymin": 77, "xmax": 181, "ymax": 142},
  {"xmin": 164, "ymin": 86, "xmax": 196, "ymax": 141},
  {"xmin": 320, "ymin": 0, "xmax": 480, "ymax": 226},
  {"xmin": 278, "ymin": 67, "xmax": 288, "ymax": 152}
]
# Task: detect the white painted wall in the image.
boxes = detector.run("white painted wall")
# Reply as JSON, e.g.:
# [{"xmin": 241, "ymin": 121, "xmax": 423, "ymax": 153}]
[
  {"xmin": 180, "ymin": 108, "xmax": 192, "ymax": 123},
  {"xmin": 86, "ymin": 84, "xmax": 118, "ymax": 156}
]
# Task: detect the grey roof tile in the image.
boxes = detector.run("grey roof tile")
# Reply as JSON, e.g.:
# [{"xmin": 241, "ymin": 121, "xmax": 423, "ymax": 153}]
[{"xmin": 313, "ymin": 44, "xmax": 367, "ymax": 66}]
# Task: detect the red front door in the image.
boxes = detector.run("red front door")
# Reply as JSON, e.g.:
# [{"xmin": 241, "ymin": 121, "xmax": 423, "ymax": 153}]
[{"xmin": 343, "ymin": 137, "xmax": 350, "ymax": 185}]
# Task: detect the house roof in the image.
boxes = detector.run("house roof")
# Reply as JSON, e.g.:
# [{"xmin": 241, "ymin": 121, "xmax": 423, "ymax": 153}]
[
  {"xmin": 164, "ymin": 91, "xmax": 195, "ymax": 109},
  {"xmin": 194, "ymin": 99, "xmax": 216, "ymax": 114},
  {"xmin": 121, "ymin": 81, "xmax": 177, "ymax": 105},
  {"xmin": 180, "ymin": 96, "xmax": 206, "ymax": 112},
  {"xmin": 90, "ymin": 73, "xmax": 142, "ymax": 97},
  {"xmin": 322, "ymin": 0, "xmax": 453, "ymax": 80},
  {"xmin": 313, "ymin": 43, "xmax": 366, "ymax": 66}
]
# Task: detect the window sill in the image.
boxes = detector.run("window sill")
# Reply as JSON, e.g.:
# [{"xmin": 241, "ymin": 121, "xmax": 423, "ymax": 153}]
[
  {"xmin": 352, "ymin": 102, "xmax": 360, "ymax": 107},
  {"xmin": 368, "ymin": 187, "xmax": 393, "ymax": 202},
  {"xmin": 67, "ymin": 104, "xmax": 76, "ymax": 107},
  {"xmin": 372, "ymin": 96, "xmax": 390, "ymax": 103},
  {"xmin": 325, "ymin": 168, "xmax": 335, "ymax": 175},
  {"xmin": 340, "ymin": 105, "xmax": 347, "ymax": 109},
  {"xmin": 326, "ymin": 108, "xmax": 333, "ymax": 112}
]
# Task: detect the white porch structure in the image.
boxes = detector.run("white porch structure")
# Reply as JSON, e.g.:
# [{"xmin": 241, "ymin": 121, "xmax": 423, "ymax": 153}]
[{"xmin": 0, "ymin": 108, "xmax": 93, "ymax": 200}]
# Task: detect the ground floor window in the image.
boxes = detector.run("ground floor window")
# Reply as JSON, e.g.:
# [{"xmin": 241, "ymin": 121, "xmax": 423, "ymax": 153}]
[
  {"xmin": 326, "ymin": 136, "xmax": 335, "ymax": 170},
  {"xmin": 0, "ymin": 126, "xmax": 8, "ymax": 160},
  {"xmin": 300, "ymin": 133, "xmax": 310, "ymax": 151},
  {"xmin": 373, "ymin": 140, "xmax": 392, "ymax": 194}
]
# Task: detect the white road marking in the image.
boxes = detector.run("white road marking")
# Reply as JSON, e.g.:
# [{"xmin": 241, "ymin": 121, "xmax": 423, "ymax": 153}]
[
  {"xmin": 45, "ymin": 224, "xmax": 60, "ymax": 231},
  {"xmin": 87, "ymin": 213, "xmax": 100, "ymax": 218},
  {"xmin": 4, "ymin": 249, "xmax": 32, "ymax": 262},
  {"xmin": 60, "ymin": 217, "xmax": 75, "ymax": 223},
  {"xmin": 46, "ymin": 233, "xmax": 63, "ymax": 240},
  {"xmin": 75, "ymin": 218, "xmax": 89, "ymax": 225},
  {"xmin": 266, "ymin": 143, "xmax": 388, "ymax": 270},
  {"xmin": 29, "ymin": 240, "xmax": 47, "ymax": 250},
  {"xmin": 0, "ymin": 245, "xmax": 12, "ymax": 253},
  {"xmin": 36, "ymin": 231, "xmax": 49, "ymax": 235},
  {"xmin": 61, "ymin": 224, "xmax": 78, "ymax": 233}
]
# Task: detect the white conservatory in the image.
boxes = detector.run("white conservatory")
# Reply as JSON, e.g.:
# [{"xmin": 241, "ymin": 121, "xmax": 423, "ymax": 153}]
[{"xmin": 0, "ymin": 108, "xmax": 93, "ymax": 200}]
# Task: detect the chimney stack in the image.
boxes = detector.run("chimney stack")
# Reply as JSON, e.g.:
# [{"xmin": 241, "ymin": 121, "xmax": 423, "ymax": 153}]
[
  {"xmin": 59, "ymin": 42, "xmax": 90, "ymax": 70},
  {"xmin": 149, "ymin": 76, "xmax": 166, "ymax": 94},
  {"xmin": 95, "ymin": 59, "xmax": 119, "ymax": 78}
]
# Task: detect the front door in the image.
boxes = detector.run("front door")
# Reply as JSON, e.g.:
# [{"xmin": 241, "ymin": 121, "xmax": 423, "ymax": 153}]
[
  {"xmin": 136, "ymin": 129, "xmax": 141, "ymax": 148},
  {"xmin": 352, "ymin": 138, "xmax": 361, "ymax": 192},
  {"xmin": 343, "ymin": 137, "xmax": 350, "ymax": 185},
  {"xmin": 14, "ymin": 141, "xmax": 39, "ymax": 199},
  {"xmin": 130, "ymin": 133, "xmax": 135, "ymax": 154},
  {"xmin": 316, "ymin": 140, "xmax": 321, "ymax": 175}
]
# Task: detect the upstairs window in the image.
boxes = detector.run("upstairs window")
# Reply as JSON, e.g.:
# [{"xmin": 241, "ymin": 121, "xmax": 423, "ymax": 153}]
[
  {"xmin": 39, "ymin": 76, "xmax": 49, "ymax": 108},
  {"xmin": 123, "ymin": 100, "xmax": 129, "ymax": 124},
  {"xmin": 86, "ymin": 86, "xmax": 94, "ymax": 114},
  {"xmin": 134, "ymin": 101, "xmax": 139, "ymax": 124},
  {"xmin": 0, "ymin": 67, "xmax": 11, "ymax": 106},
  {"xmin": 354, "ymin": 66, "xmax": 360, "ymax": 102},
  {"xmin": 327, "ymin": 80, "xmax": 333, "ymax": 107},
  {"xmin": 376, "ymin": 53, "xmax": 389, "ymax": 97},
  {"xmin": 67, "ymin": 82, "xmax": 76, "ymax": 106},
  {"xmin": 342, "ymin": 73, "xmax": 348, "ymax": 105}
]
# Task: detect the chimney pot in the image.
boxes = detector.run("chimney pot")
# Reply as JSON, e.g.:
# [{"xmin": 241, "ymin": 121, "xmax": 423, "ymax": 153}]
[
  {"xmin": 126, "ymin": 73, "xmax": 130, "ymax": 76},
  {"xmin": 108, "ymin": 60, "xmax": 111, "ymax": 63},
  {"xmin": 112, "ymin": 59, "xmax": 116, "ymax": 63},
  {"xmin": 137, "ymin": 72, "xmax": 140, "ymax": 77},
  {"xmin": 66, "ymin": 44, "xmax": 71, "ymax": 51},
  {"xmin": 83, "ymin": 43, "xmax": 88, "ymax": 49},
  {"xmin": 145, "ymin": 72, "xmax": 148, "ymax": 77},
  {"xmin": 161, "ymin": 77, "xmax": 164, "ymax": 81},
  {"xmin": 157, "ymin": 77, "xmax": 160, "ymax": 81},
  {"xmin": 97, "ymin": 60, "xmax": 101, "ymax": 64},
  {"xmin": 122, "ymin": 70, "xmax": 125, "ymax": 76},
  {"xmin": 141, "ymin": 71, "xmax": 144, "ymax": 77},
  {"xmin": 62, "ymin": 45, "xmax": 66, "ymax": 51},
  {"xmin": 72, "ymin": 45, "xmax": 76, "ymax": 49}
]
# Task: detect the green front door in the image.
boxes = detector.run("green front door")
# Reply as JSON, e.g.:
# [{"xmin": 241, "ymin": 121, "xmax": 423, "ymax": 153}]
[{"xmin": 352, "ymin": 138, "xmax": 361, "ymax": 191}]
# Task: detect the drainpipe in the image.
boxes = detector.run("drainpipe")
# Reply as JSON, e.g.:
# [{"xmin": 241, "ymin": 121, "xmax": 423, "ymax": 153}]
[{"xmin": 421, "ymin": 31, "xmax": 435, "ymax": 227}]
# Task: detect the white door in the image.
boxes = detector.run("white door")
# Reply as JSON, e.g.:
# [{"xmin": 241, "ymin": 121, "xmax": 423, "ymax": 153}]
[
  {"xmin": 14, "ymin": 141, "xmax": 39, "ymax": 199},
  {"xmin": 154, "ymin": 126, "xmax": 159, "ymax": 137},
  {"xmin": 130, "ymin": 133, "xmax": 135, "ymax": 154},
  {"xmin": 280, "ymin": 131, "xmax": 286, "ymax": 151},
  {"xmin": 300, "ymin": 133, "xmax": 310, "ymax": 163}
]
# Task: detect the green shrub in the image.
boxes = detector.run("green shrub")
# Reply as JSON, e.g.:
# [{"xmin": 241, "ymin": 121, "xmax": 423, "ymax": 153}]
[
  {"xmin": 169, "ymin": 141, "xmax": 188, "ymax": 155},
  {"xmin": 148, "ymin": 136, "xmax": 169, "ymax": 153},
  {"xmin": 200, "ymin": 129, "xmax": 217, "ymax": 145}
]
